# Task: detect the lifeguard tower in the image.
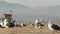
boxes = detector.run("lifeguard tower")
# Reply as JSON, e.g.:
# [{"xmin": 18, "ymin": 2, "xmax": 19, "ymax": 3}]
[
  {"xmin": 2, "ymin": 10, "xmax": 13, "ymax": 20},
  {"xmin": 2, "ymin": 13, "xmax": 12, "ymax": 20},
  {"xmin": 0, "ymin": 10, "xmax": 16, "ymax": 28}
]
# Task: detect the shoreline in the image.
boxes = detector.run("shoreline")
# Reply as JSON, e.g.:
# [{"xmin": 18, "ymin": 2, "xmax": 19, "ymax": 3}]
[{"xmin": 0, "ymin": 23, "xmax": 60, "ymax": 34}]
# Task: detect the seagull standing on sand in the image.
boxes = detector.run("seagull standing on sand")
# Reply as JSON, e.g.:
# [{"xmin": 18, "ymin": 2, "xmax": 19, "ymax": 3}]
[
  {"xmin": 48, "ymin": 20, "xmax": 60, "ymax": 30},
  {"xmin": 0, "ymin": 19, "xmax": 9, "ymax": 28},
  {"xmin": 35, "ymin": 19, "xmax": 42, "ymax": 29},
  {"xmin": 4, "ymin": 19, "xmax": 9, "ymax": 28},
  {"xmin": 0, "ymin": 19, "xmax": 15, "ymax": 28}
]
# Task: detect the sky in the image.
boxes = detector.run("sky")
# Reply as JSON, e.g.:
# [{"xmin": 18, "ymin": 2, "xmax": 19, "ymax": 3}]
[{"xmin": 0, "ymin": 0, "xmax": 60, "ymax": 8}]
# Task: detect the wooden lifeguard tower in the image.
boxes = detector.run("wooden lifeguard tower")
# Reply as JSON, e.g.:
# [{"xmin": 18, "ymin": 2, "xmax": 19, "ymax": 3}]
[
  {"xmin": 2, "ymin": 13, "xmax": 12, "ymax": 20},
  {"xmin": 2, "ymin": 10, "xmax": 13, "ymax": 20}
]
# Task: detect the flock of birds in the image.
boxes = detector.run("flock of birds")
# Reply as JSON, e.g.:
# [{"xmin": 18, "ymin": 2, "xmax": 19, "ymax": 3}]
[
  {"xmin": 35, "ymin": 19, "xmax": 60, "ymax": 31},
  {"xmin": 0, "ymin": 19, "xmax": 15, "ymax": 28},
  {"xmin": 0, "ymin": 18, "xmax": 60, "ymax": 31}
]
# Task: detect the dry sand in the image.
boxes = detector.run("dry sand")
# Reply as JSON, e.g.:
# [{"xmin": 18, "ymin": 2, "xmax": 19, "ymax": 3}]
[{"xmin": 0, "ymin": 23, "xmax": 60, "ymax": 34}]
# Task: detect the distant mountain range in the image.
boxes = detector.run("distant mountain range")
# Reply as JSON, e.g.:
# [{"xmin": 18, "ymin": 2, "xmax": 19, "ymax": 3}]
[
  {"xmin": 0, "ymin": 1, "xmax": 60, "ymax": 16},
  {"xmin": 0, "ymin": 1, "xmax": 34, "ymax": 15},
  {"xmin": 0, "ymin": 1, "xmax": 60, "ymax": 22}
]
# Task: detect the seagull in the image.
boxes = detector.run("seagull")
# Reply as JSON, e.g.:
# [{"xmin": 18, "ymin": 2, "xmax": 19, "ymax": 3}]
[
  {"xmin": 0, "ymin": 19, "xmax": 9, "ymax": 28},
  {"xmin": 35, "ymin": 19, "xmax": 44, "ymax": 29},
  {"xmin": 0, "ymin": 19, "xmax": 15, "ymax": 28},
  {"xmin": 5, "ymin": 19, "xmax": 15, "ymax": 27},
  {"xmin": 3, "ymin": 19, "xmax": 9, "ymax": 28},
  {"xmin": 48, "ymin": 20, "xmax": 60, "ymax": 30}
]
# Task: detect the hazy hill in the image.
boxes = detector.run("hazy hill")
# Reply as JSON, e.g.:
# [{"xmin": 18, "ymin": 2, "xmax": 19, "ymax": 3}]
[{"xmin": 0, "ymin": 1, "xmax": 60, "ymax": 22}]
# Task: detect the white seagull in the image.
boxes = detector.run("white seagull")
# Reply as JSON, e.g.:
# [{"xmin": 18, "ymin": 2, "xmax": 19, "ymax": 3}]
[
  {"xmin": 0, "ymin": 19, "xmax": 15, "ymax": 28},
  {"xmin": 48, "ymin": 20, "xmax": 60, "ymax": 30},
  {"xmin": 3, "ymin": 19, "xmax": 9, "ymax": 28},
  {"xmin": 0, "ymin": 19, "xmax": 9, "ymax": 28},
  {"xmin": 35, "ymin": 19, "xmax": 44, "ymax": 29}
]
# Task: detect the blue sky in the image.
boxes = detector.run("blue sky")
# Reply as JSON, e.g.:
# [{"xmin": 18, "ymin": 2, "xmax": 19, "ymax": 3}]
[{"xmin": 0, "ymin": 0, "xmax": 60, "ymax": 8}]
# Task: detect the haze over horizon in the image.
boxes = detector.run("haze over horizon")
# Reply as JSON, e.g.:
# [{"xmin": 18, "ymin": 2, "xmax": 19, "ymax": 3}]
[
  {"xmin": 0, "ymin": 0, "xmax": 60, "ymax": 8},
  {"xmin": 0, "ymin": 0, "xmax": 60, "ymax": 22}
]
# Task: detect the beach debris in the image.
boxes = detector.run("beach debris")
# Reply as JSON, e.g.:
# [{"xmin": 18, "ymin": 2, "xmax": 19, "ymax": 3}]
[
  {"xmin": 30, "ymin": 24, "xmax": 35, "ymax": 26},
  {"xmin": 48, "ymin": 20, "xmax": 60, "ymax": 30},
  {"xmin": 29, "ymin": 21, "xmax": 35, "ymax": 26}
]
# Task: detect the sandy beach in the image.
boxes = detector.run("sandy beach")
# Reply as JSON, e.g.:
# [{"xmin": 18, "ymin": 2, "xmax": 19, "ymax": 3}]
[{"xmin": 0, "ymin": 23, "xmax": 60, "ymax": 34}]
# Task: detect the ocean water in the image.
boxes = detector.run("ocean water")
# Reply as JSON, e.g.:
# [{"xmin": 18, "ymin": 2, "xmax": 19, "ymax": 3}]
[
  {"xmin": 13, "ymin": 15, "xmax": 60, "ymax": 24},
  {"xmin": 0, "ymin": 13, "xmax": 60, "ymax": 24}
]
